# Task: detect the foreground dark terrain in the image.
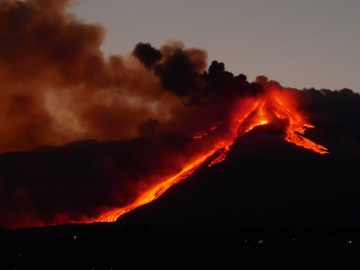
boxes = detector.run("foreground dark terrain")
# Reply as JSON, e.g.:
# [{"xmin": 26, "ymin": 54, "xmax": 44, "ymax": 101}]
[
  {"xmin": 1, "ymin": 223, "xmax": 359, "ymax": 268},
  {"xmin": 1, "ymin": 125, "xmax": 360, "ymax": 267}
]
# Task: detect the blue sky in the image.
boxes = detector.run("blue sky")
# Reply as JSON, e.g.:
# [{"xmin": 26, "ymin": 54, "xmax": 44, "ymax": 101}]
[{"xmin": 71, "ymin": 0, "xmax": 360, "ymax": 91}]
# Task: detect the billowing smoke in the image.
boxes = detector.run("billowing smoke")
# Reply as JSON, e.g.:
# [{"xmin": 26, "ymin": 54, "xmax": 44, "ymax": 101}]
[
  {"xmin": 1, "ymin": 0, "xmax": 360, "ymax": 229},
  {"xmin": 0, "ymin": 1, "xmax": 210, "ymax": 152},
  {"xmin": 0, "ymin": 0, "xmax": 262, "ymax": 154}
]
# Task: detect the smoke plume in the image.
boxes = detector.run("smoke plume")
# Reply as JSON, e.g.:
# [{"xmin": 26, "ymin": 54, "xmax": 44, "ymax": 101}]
[{"xmin": 0, "ymin": 0, "xmax": 245, "ymax": 153}]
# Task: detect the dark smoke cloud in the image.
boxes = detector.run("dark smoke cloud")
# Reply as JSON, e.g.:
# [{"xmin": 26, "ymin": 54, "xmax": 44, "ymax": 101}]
[
  {"xmin": 154, "ymin": 44, "xmax": 207, "ymax": 96},
  {"xmin": 0, "ymin": 0, "xmax": 261, "ymax": 154},
  {"xmin": 133, "ymin": 43, "xmax": 162, "ymax": 69},
  {"xmin": 0, "ymin": 1, "xmax": 179, "ymax": 152}
]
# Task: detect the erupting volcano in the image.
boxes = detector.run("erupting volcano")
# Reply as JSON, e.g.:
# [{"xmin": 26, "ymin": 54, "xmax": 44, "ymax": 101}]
[
  {"xmin": 3, "ymin": 2, "xmax": 360, "ymax": 268},
  {"xmin": 95, "ymin": 87, "xmax": 328, "ymax": 223},
  {"xmin": 2, "ymin": 0, "xmax": 360, "ymax": 231}
]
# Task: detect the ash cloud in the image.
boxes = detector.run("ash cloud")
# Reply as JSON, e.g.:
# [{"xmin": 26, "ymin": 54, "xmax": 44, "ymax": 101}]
[
  {"xmin": 133, "ymin": 43, "xmax": 162, "ymax": 69},
  {"xmin": 1, "ymin": 0, "xmax": 358, "ymax": 156},
  {"xmin": 0, "ymin": 0, "xmax": 261, "ymax": 154}
]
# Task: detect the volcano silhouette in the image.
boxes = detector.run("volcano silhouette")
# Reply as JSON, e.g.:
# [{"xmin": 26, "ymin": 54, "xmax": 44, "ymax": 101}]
[
  {"xmin": 0, "ymin": 122, "xmax": 359, "ymax": 231},
  {"xmin": 1, "ymin": 124, "xmax": 360, "ymax": 267},
  {"xmin": 116, "ymin": 125, "xmax": 360, "ymax": 232}
]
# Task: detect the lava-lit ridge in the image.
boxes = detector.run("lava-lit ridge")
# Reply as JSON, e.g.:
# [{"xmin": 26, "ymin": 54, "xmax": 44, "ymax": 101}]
[{"xmin": 94, "ymin": 88, "xmax": 328, "ymax": 223}]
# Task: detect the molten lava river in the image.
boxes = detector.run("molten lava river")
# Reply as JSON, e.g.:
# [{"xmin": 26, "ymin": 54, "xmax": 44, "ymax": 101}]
[{"xmin": 94, "ymin": 89, "xmax": 328, "ymax": 223}]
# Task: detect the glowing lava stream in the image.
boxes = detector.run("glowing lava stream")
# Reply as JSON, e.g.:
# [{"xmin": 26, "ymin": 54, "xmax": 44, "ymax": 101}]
[
  {"xmin": 95, "ymin": 90, "xmax": 328, "ymax": 223},
  {"xmin": 96, "ymin": 148, "xmax": 221, "ymax": 222}
]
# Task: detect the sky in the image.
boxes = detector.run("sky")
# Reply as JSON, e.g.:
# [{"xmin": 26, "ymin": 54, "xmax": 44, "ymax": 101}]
[{"xmin": 71, "ymin": 0, "xmax": 360, "ymax": 91}]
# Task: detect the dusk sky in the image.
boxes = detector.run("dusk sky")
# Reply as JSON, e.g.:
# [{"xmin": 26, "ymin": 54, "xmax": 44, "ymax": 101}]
[{"xmin": 71, "ymin": 0, "xmax": 360, "ymax": 92}]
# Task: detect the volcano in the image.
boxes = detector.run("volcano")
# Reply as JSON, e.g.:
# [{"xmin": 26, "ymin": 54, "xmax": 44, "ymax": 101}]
[
  {"xmin": 2, "ymin": 124, "xmax": 360, "ymax": 266},
  {"xmin": 116, "ymin": 125, "xmax": 360, "ymax": 232},
  {"xmin": 2, "ymin": 1, "xmax": 360, "ymax": 267},
  {"xmin": 94, "ymin": 87, "xmax": 329, "ymax": 224},
  {"xmin": 0, "ymin": 85, "xmax": 339, "ymax": 229},
  {"xmin": 1, "ymin": 113, "xmax": 359, "ymax": 231},
  {"xmin": 1, "ymin": 0, "xmax": 360, "ymax": 236}
]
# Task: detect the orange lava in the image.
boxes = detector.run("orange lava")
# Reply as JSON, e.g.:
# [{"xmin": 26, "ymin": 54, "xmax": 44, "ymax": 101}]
[
  {"xmin": 95, "ymin": 148, "xmax": 220, "ymax": 222},
  {"xmin": 94, "ymin": 88, "xmax": 328, "ymax": 223}
]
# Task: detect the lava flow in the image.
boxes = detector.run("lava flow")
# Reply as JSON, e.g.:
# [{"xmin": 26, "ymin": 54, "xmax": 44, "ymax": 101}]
[{"xmin": 94, "ymin": 88, "xmax": 328, "ymax": 223}]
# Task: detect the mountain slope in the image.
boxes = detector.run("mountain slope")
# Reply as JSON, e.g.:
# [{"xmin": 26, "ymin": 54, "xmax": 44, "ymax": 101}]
[{"xmin": 117, "ymin": 126, "xmax": 360, "ymax": 232}]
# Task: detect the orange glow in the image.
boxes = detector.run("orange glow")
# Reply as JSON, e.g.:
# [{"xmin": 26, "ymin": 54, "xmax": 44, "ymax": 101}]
[
  {"xmin": 271, "ymin": 94, "xmax": 328, "ymax": 154},
  {"xmin": 193, "ymin": 123, "xmax": 220, "ymax": 139},
  {"xmin": 95, "ymin": 148, "xmax": 220, "ymax": 222},
  {"xmin": 93, "ymin": 87, "xmax": 328, "ymax": 223}
]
